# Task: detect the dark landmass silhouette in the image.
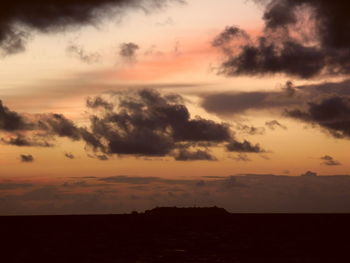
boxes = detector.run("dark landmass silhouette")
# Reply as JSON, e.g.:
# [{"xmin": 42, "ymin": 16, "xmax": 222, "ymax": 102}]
[
  {"xmin": 144, "ymin": 206, "xmax": 230, "ymax": 216},
  {"xmin": 1, "ymin": 207, "xmax": 349, "ymax": 262}
]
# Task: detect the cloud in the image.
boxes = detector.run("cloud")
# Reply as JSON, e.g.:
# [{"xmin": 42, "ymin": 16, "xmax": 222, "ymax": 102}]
[
  {"xmin": 83, "ymin": 89, "xmax": 257, "ymax": 159},
  {"xmin": 212, "ymin": 26, "xmax": 249, "ymax": 49},
  {"xmin": 4, "ymin": 173, "xmax": 350, "ymax": 214},
  {"xmin": 265, "ymin": 120, "xmax": 287, "ymax": 130},
  {"xmin": 202, "ymin": 92, "xmax": 272, "ymax": 116},
  {"xmin": 0, "ymin": 101, "xmax": 99, "ymax": 149},
  {"xmin": 286, "ymin": 96, "xmax": 350, "ymax": 138},
  {"xmin": 66, "ymin": 44, "xmax": 101, "ymax": 64},
  {"xmin": 232, "ymin": 153, "xmax": 251, "ymax": 162},
  {"xmin": 65, "ymin": 153, "xmax": 75, "ymax": 159},
  {"xmin": 201, "ymin": 84, "xmax": 300, "ymax": 116},
  {"xmin": 97, "ymin": 155, "xmax": 109, "ymax": 161},
  {"xmin": 20, "ymin": 154, "xmax": 34, "ymax": 163},
  {"xmin": 199, "ymin": 79, "xmax": 350, "ymax": 144},
  {"xmin": 86, "ymin": 96, "xmax": 114, "ymax": 111},
  {"xmin": 0, "ymin": 101, "xmax": 88, "ymax": 144},
  {"xmin": 1, "ymin": 90, "xmax": 264, "ymax": 159},
  {"xmin": 216, "ymin": 37, "xmax": 326, "ymax": 79},
  {"xmin": 234, "ymin": 123, "xmax": 266, "ymax": 135},
  {"xmin": 174, "ymin": 149, "xmax": 217, "ymax": 161},
  {"xmin": 297, "ymin": 78, "xmax": 350, "ymax": 97},
  {"xmin": 0, "ymin": 31, "xmax": 29, "ymax": 56},
  {"xmin": 0, "ymin": 0, "xmax": 184, "ymax": 56},
  {"xmin": 0, "ymin": 100, "xmax": 29, "ymax": 131},
  {"xmin": 214, "ymin": 0, "xmax": 350, "ymax": 78},
  {"xmin": 119, "ymin": 42, "xmax": 140, "ymax": 59},
  {"xmin": 1, "ymin": 134, "xmax": 52, "ymax": 147},
  {"xmin": 226, "ymin": 140, "xmax": 264, "ymax": 153},
  {"xmin": 320, "ymin": 155, "xmax": 341, "ymax": 166},
  {"xmin": 38, "ymin": 113, "xmax": 81, "ymax": 140},
  {"xmin": 200, "ymin": 80, "xmax": 350, "ymax": 140}
]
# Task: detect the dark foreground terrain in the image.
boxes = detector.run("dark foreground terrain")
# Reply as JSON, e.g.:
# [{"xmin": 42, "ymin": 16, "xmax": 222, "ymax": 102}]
[{"xmin": 1, "ymin": 208, "xmax": 349, "ymax": 262}]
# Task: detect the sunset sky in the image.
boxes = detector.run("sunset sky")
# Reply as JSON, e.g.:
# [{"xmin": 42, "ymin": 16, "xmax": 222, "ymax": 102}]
[{"xmin": 1, "ymin": 0, "xmax": 350, "ymax": 214}]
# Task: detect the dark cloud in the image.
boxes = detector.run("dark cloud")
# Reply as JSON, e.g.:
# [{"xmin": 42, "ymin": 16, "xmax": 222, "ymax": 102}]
[
  {"xmin": 0, "ymin": 0, "xmax": 183, "ymax": 55},
  {"xmin": 201, "ymin": 80, "xmax": 350, "ymax": 135},
  {"xmin": 214, "ymin": 0, "xmax": 350, "ymax": 78},
  {"xmin": 0, "ymin": 100, "xmax": 92, "ymax": 147},
  {"xmin": 212, "ymin": 26, "xmax": 249, "ymax": 49},
  {"xmin": 202, "ymin": 92, "xmax": 271, "ymax": 115},
  {"xmin": 83, "ymin": 89, "xmax": 255, "ymax": 159},
  {"xmin": 86, "ymin": 96, "xmax": 114, "ymax": 111},
  {"xmin": 286, "ymin": 96, "xmax": 350, "ymax": 138},
  {"xmin": 226, "ymin": 140, "xmax": 264, "ymax": 153},
  {"xmin": 1, "ymin": 100, "xmax": 85, "ymax": 143},
  {"xmin": 234, "ymin": 123, "xmax": 265, "ymax": 135},
  {"xmin": 265, "ymin": 120, "xmax": 287, "ymax": 130},
  {"xmin": 87, "ymin": 153, "xmax": 109, "ymax": 161},
  {"xmin": 217, "ymin": 37, "xmax": 326, "ymax": 79},
  {"xmin": 1, "ymin": 90, "xmax": 263, "ymax": 159},
  {"xmin": 297, "ymin": 79, "xmax": 350, "ymax": 97},
  {"xmin": 1, "ymin": 134, "xmax": 52, "ymax": 147},
  {"xmin": 38, "ymin": 113, "xmax": 81, "ymax": 140},
  {"xmin": 201, "ymin": 86, "xmax": 300, "ymax": 116},
  {"xmin": 97, "ymin": 155, "xmax": 109, "ymax": 161},
  {"xmin": 66, "ymin": 44, "xmax": 101, "ymax": 64},
  {"xmin": 0, "ymin": 100, "xmax": 28, "ymax": 131},
  {"xmin": 199, "ymin": 79, "xmax": 350, "ymax": 144},
  {"xmin": 260, "ymin": 0, "xmax": 350, "ymax": 49},
  {"xmin": 79, "ymin": 128, "xmax": 103, "ymax": 149},
  {"xmin": 65, "ymin": 153, "xmax": 75, "ymax": 159},
  {"xmin": 320, "ymin": 155, "xmax": 341, "ymax": 166},
  {"xmin": 119, "ymin": 42, "xmax": 139, "ymax": 59},
  {"xmin": 20, "ymin": 154, "xmax": 34, "ymax": 163},
  {"xmin": 0, "ymin": 31, "xmax": 29, "ymax": 56},
  {"xmin": 174, "ymin": 149, "xmax": 217, "ymax": 161}
]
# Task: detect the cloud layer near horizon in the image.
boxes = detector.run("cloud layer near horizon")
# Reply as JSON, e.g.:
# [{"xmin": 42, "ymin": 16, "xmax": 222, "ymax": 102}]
[{"xmin": 2, "ymin": 174, "xmax": 350, "ymax": 214}]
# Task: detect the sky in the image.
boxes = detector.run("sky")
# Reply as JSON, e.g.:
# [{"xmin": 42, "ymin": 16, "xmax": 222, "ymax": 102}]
[{"xmin": 1, "ymin": 0, "xmax": 350, "ymax": 214}]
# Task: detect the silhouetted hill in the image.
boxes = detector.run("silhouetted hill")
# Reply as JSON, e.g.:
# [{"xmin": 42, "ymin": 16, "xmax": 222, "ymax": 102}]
[{"xmin": 144, "ymin": 206, "xmax": 230, "ymax": 216}]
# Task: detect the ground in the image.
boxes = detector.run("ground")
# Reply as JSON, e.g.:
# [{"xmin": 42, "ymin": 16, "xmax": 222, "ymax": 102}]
[{"xmin": 1, "ymin": 212, "xmax": 349, "ymax": 262}]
